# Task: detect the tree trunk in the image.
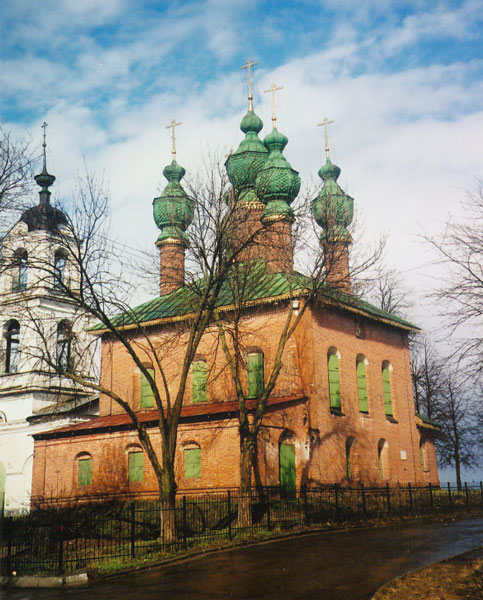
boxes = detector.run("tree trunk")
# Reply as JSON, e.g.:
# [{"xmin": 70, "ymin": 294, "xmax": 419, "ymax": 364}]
[
  {"xmin": 455, "ymin": 456, "xmax": 462, "ymax": 492},
  {"xmin": 238, "ymin": 433, "xmax": 256, "ymax": 528},
  {"xmin": 159, "ymin": 465, "xmax": 177, "ymax": 544}
]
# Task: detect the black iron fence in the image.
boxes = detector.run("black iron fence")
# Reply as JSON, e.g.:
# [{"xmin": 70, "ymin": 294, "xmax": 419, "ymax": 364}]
[{"xmin": 1, "ymin": 483, "xmax": 482, "ymax": 576}]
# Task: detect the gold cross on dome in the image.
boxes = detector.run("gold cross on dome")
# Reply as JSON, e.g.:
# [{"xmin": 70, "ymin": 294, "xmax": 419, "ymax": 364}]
[
  {"xmin": 264, "ymin": 83, "xmax": 284, "ymax": 127},
  {"xmin": 241, "ymin": 58, "xmax": 258, "ymax": 110},
  {"xmin": 166, "ymin": 119, "xmax": 182, "ymax": 160},
  {"xmin": 317, "ymin": 117, "xmax": 334, "ymax": 158}
]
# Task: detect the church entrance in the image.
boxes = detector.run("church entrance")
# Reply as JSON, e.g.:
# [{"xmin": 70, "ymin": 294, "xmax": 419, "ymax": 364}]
[{"xmin": 279, "ymin": 442, "xmax": 296, "ymax": 498}]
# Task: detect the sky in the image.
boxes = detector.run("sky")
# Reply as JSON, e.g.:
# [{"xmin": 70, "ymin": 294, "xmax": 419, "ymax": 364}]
[{"xmin": 1, "ymin": 0, "xmax": 482, "ymax": 481}]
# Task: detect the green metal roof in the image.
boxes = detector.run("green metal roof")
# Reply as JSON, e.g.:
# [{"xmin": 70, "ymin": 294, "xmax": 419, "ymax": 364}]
[{"xmin": 91, "ymin": 269, "xmax": 419, "ymax": 333}]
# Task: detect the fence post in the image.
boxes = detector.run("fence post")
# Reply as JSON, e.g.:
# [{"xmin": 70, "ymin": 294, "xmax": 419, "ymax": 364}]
[
  {"xmin": 480, "ymin": 481, "xmax": 483, "ymax": 507},
  {"xmin": 130, "ymin": 502, "xmax": 136, "ymax": 558},
  {"xmin": 227, "ymin": 490, "xmax": 232, "ymax": 541},
  {"xmin": 6, "ymin": 518, "xmax": 12, "ymax": 575},
  {"xmin": 58, "ymin": 523, "xmax": 64, "ymax": 576},
  {"xmin": 334, "ymin": 486, "xmax": 340, "ymax": 521},
  {"xmin": 464, "ymin": 482, "xmax": 469, "ymax": 509},
  {"xmin": 360, "ymin": 483, "xmax": 367, "ymax": 519},
  {"xmin": 447, "ymin": 482, "xmax": 452, "ymax": 511},
  {"xmin": 303, "ymin": 489, "xmax": 309, "ymax": 526},
  {"xmin": 182, "ymin": 496, "xmax": 187, "ymax": 550},
  {"xmin": 428, "ymin": 483, "xmax": 434, "ymax": 512},
  {"xmin": 385, "ymin": 483, "xmax": 391, "ymax": 514},
  {"xmin": 266, "ymin": 488, "xmax": 271, "ymax": 531},
  {"xmin": 408, "ymin": 483, "xmax": 413, "ymax": 513}
]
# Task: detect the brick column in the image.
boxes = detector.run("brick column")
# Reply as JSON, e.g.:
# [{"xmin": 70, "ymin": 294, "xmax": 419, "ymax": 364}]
[
  {"xmin": 157, "ymin": 239, "xmax": 185, "ymax": 295},
  {"xmin": 263, "ymin": 217, "xmax": 294, "ymax": 273},
  {"xmin": 323, "ymin": 240, "xmax": 351, "ymax": 293}
]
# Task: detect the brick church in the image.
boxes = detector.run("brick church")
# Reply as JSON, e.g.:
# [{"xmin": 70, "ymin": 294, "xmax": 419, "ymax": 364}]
[{"xmin": 31, "ymin": 81, "xmax": 439, "ymax": 503}]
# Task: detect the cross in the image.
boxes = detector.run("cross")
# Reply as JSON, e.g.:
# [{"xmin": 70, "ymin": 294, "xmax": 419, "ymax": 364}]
[
  {"xmin": 264, "ymin": 83, "xmax": 284, "ymax": 127},
  {"xmin": 241, "ymin": 58, "xmax": 258, "ymax": 110},
  {"xmin": 317, "ymin": 117, "xmax": 334, "ymax": 158},
  {"xmin": 41, "ymin": 121, "xmax": 48, "ymax": 169},
  {"xmin": 166, "ymin": 119, "xmax": 182, "ymax": 160}
]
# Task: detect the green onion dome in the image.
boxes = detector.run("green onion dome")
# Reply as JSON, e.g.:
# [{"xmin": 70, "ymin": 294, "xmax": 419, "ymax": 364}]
[
  {"xmin": 225, "ymin": 109, "xmax": 268, "ymax": 203},
  {"xmin": 255, "ymin": 127, "xmax": 300, "ymax": 222},
  {"xmin": 312, "ymin": 157, "xmax": 354, "ymax": 242},
  {"xmin": 153, "ymin": 159, "xmax": 194, "ymax": 245}
]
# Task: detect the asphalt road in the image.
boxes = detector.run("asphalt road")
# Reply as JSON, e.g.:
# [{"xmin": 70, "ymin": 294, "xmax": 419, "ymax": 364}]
[{"xmin": 1, "ymin": 518, "xmax": 482, "ymax": 600}]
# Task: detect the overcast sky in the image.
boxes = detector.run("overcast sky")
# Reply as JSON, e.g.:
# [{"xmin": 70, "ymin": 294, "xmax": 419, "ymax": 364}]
[{"xmin": 2, "ymin": 0, "xmax": 482, "ymax": 334}]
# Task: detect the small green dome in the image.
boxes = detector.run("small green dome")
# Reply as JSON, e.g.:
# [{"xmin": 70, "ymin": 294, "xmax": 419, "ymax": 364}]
[
  {"xmin": 225, "ymin": 109, "xmax": 268, "ymax": 197},
  {"xmin": 318, "ymin": 158, "xmax": 341, "ymax": 181},
  {"xmin": 312, "ymin": 157, "xmax": 353, "ymax": 242},
  {"xmin": 255, "ymin": 127, "xmax": 300, "ymax": 221},
  {"xmin": 153, "ymin": 159, "xmax": 194, "ymax": 245},
  {"xmin": 240, "ymin": 110, "xmax": 263, "ymax": 134}
]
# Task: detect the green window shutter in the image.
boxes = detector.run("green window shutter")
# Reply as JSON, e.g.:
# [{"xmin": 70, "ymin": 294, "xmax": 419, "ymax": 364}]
[
  {"xmin": 328, "ymin": 354, "xmax": 341, "ymax": 409},
  {"xmin": 247, "ymin": 353, "xmax": 264, "ymax": 398},
  {"xmin": 357, "ymin": 361, "xmax": 368, "ymax": 413},
  {"xmin": 382, "ymin": 366, "xmax": 393, "ymax": 416},
  {"xmin": 78, "ymin": 458, "xmax": 92, "ymax": 486},
  {"xmin": 140, "ymin": 369, "xmax": 155, "ymax": 409},
  {"xmin": 128, "ymin": 451, "xmax": 144, "ymax": 483},
  {"xmin": 279, "ymin": 443, "xmax": 296, "ymax": 497},
  {"xmin": 192, "ymin": 361, "xmax": 207, "ymax": 404},
  {"xmin": 184, "ymin": 448, "xmax": 201, "ymax": 478}
]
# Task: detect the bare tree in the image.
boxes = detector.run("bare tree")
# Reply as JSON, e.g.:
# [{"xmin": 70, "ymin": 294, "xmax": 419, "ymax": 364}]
[
  {"xmin": 410, "ymin": 335, "xmax": 444, "ymax": 420},
  {"xmin": 435, "ymin": 373, "xmax": 481, "ymax": 490},
  {"xmin": 0, "ymin": 125, "xmax": 36, "ymax": 230},
  {"xmin": 426, "ymin": 186, "xmax": 483, "ymax": 381}
]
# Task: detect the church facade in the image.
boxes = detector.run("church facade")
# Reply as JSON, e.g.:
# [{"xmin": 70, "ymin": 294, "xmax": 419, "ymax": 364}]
[
  {"xmin": 31, "ymin": 87, "xmax": 439, "ymax": 504},
  {"xmin": 0, "ymin": 132, "xmax": 97, "ymax": 514}
]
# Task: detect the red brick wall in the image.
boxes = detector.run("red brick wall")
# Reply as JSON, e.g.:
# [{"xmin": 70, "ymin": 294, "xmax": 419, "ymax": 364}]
[{"xmin": 32, "ymin": 302, "xmax": 439, "ymax": 502}]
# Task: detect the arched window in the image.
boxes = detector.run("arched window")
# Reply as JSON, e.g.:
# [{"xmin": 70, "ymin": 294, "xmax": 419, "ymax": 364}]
[
  {"xmin": 356, "ymin": 357, "xmax": 368, "ymax": 413},
  {"xmin": 128, "ymin": 448, "xmax": 144, "ymax": 483},
  {"xmin": 12, "ymin": 249, "xmax": 28, "ymax": 292},
  {"xmin": 184, "ymin": 444, "xmax": 201, "ymax": 479},
  {"xmin": 346, "ymin": 437, "xmax": 355, "ymax": 480},
  {"xmin": 56, "ymin": 321, "xmax": 72, "ymax": 371},
  {"xmin": 54, "ymin": 250, "xmax": 67, "ymax": 289},
  {"xmin": 192, "ymin": 359, "xmax": 207, "ymax": 404},
  {"xmin": 327, "ymin": 349, "xmax": 341, "ymax": 410},
  {"xmin": 0, "ymin": 412, "xmax": 6, "ymax": 423},
  {"xmin": 247, "ymin": 351, "xmax": 264, "ymax": 398},
  {"xmin": 77, "ymin": 454, "xmax": 92, "ymax": 487},
  {"xmin": 5, "ymin": 320, "xmax": 20, "ymax": 373},
  {"xmin": 377, "ymin": 439, "xmax": 389, "ymax": 480},
  {"xmin": 140, "ymin": 366, "xmax": 155, "ymax": 409},
  {"xmin": 382, "ymin": 361, "xmax": 393, "ymax": 416}
]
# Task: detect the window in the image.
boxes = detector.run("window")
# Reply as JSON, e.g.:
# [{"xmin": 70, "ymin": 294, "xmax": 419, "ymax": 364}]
[
  {"xmin": 128, "ymin": 451, "xmax": 144, "ymax": 483},
  {"xmin": 356, "ymin": 359, "xmax": 368, "ymax": 413},
  {"xmin": 56, "ymin": 321, "xmax": 72, "ymax": 371},
  {"xmin": 12, "ymin": 249, "xmax": 28, "ymax": 292},
  {"xmin": 54, "ymin": 250, "xmax": 67, "ymax": 289},
  {"xmin": 192, "ymin": 360, "xmax": 207, "ymax": 404},
  {"xmin": 78, "ymin": 456, "xmax": 92, "ymax": 486},
  {"xmin": 382, "ymin": 362, "xmax": 393, "ymax": 416},
  {"xmin": 5, "ymin": 320, "xmax": 20, "ymax": 374},
  {"xmin": 184, "ymin": 447, "xmax": 201, "ymax": 479},
  {"xmin": 377, "ymin": 439, "xmax": 389, "ymax": 480},
  {"xmin": 140, "ymin": 368, "xmax": 155, "ymax": 409},
  {"xmin": 247, "ymin": 351, "xmax": 264, "ymax": 398},
  {"xmin": 327, "ymin": 351, "xmax": 341, "ymax": 410}
]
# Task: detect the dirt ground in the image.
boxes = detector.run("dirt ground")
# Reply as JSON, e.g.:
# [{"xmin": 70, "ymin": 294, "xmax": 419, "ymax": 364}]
[{"xmin": 373, "ymin": 548, "xmax": 483, "ymax": 600}]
